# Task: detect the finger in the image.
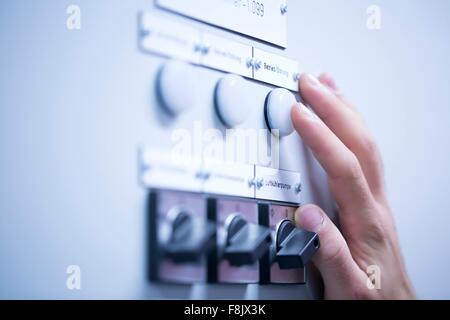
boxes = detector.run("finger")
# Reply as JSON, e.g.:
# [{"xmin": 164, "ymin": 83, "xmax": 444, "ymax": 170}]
[
  {"xmin": 299, "ymin": 73, "xmax": 385, "ymax": 200},
  {"xmin": 318, "ymin": 73, "xmax": 338, "ymax": 91},
  {"xmin": 291, "ymin": 103, "xmax": 376, "ymax": 214},
  {"xmin": 295, "ymin": 204, "xmax": 370, "ymax": 299},
  {"xmin": 318, "ymin": 73, "xmax": 354, "ymax": 109},
  {"xmin": 318, "ymin": 73, "xmax": 356, "ymax": 111}
]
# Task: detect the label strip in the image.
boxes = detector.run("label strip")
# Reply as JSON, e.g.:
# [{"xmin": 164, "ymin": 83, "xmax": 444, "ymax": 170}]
[
  {"xmin": 139, "ymin": 11, "xmax": 299, "ymax": 91},
  {"xmin": 139, "ymin": 147, "xmax": 302, "ymax": 203}
]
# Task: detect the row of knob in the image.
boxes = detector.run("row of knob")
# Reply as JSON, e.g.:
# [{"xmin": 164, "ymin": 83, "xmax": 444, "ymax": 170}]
[
  {"xmin": 165, "ymin": 212, "xmax": 319, "ymax": 269},
  {"xmin": 157, "ymin": 60, "xmax": 298, "ymax": 137},
  {"xmin": 151, "ymin": 191, "xmax": 320, "ymax": 284}
]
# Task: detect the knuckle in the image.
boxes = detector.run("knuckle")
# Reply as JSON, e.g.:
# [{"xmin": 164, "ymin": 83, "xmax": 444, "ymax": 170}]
[
  {"xmin": 344, "ymin": 154, "xmax": 362, "ymax": 181},
  {"xmin": 328, "ymin": 153, "xmax": 362, "ymax": 182},
  {"xmin": 366, "ymin": 220, "xmax": 388, "ymax": 248},
  {"xmin": 360, "ymin": 134, "xmax": 379, "ymax": 159},
  {"xmin": 322, "ymin": 240, "xmax": 348, "ymax": 268}
]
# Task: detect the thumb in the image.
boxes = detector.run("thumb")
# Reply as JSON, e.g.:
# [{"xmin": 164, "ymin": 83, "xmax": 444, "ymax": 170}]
[{"xmin": 295, "ymin": 204, "xmax": 369, "ymax": 299}]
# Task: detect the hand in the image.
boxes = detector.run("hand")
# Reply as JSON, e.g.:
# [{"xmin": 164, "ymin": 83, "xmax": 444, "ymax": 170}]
[{"xmin": 291, "ymin": 73, "xmax": 415, "ymax": 299}]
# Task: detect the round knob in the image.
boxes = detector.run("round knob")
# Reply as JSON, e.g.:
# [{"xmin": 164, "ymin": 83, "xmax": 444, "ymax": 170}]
[
  {"xmin": 214, "ymin": 74, "xmax": 251, "ymax": 127},
  {"xmin": 264, "ymin": 88, "xmax": 297, "ymax": 137},
  {"xmin": 157, "ymin": 60, "xmax": 198, "ymax": 115}
]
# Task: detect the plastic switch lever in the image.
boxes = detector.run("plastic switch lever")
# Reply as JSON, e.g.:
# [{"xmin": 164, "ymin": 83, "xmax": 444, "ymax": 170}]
[
  {"xmin": 276, "ymin": 220, "xmax": 320, "ymax": 269},
  {"xmin": 164, "ymin": 211, "xmax": 215, "ymax": 263},
  {"xmin": 223, "ymin": 215, "xmax": 272, "ymax": 266}
]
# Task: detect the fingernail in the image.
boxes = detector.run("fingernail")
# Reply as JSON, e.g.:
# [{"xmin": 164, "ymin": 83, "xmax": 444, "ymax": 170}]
[
  {"xmin": 304, "ymin": 73, "xmax": 333, "ymax": 96},
  {"xmin": 304, "ymin": 73, "xmax": 322, "ymax": 86},
  {"xmin": 295, "ymin": 102, "xmax": 319, "ymax": 122},
  {"xmin": 295, "ymin": 205, "xmax": 325, "ymax": 233},
  {"xmin": 322, "ymin": 73, "xmax": 339, "ymax": 91}
]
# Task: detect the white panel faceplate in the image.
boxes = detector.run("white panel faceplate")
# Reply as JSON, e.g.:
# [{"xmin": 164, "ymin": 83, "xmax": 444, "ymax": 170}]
[
  {"xmin": 157, "ymin": 0, "xmax": 288, "ymax": 48},
  {"xmin": 140, "ymin": 148, "xmax": 303, "ymax": 202},
  {"xmin": 202, "ymin": 160, "xmax": 255, "ymax": 198},
  {"xmin": 139, "ymin": 148, "xmax": 203, "ymax": 193},
  {"xmin": 139, "ymin": 12, "xmax": 201, "ymax": 63},
  {"xmin": 255, "ymin": 166, "xmax": 301, "ymax": 203},
  {"xmin": 201, "ymin": 32, "xmax": 253, "ymax": 77},
  {"xmin": 253, "ymin": 48, "xmax": 299, "ymax": 91}
]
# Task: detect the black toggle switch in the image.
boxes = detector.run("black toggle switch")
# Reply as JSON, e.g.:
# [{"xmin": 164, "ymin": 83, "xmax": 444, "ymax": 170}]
[
  {"xmin": 275, "ymin": 220, "xmax": 320, "ymax": 269},
  {"xmin": 164, "ymin": 210, "xmax": 215, "ymax": 263},
  {"xmin": 223, "ymin": 215, "xmax": 272, "ymax": 266}
]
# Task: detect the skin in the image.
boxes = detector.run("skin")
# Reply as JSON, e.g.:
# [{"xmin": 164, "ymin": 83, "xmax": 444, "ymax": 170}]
[{"xmin": 291, "ymin": 73, "xmax": 415, "ymax": 299}]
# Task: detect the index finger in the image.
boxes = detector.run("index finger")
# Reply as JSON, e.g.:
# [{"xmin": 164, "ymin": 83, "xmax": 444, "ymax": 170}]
[{"xmin": 291, "ymin": 103, "xmax": 376, "ymax": 215}]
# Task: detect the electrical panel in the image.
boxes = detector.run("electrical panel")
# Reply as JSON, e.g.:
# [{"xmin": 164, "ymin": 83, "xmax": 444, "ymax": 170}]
[{"xmin": 138, "ymin": 1, "xmax": 323, "ymax": 292}]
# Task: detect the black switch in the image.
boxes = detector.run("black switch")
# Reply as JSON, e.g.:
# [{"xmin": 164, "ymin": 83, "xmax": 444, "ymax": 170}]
[
  {"xmin": 164, "ymin": 210, "xmax": 215, "ymax": 263},
  {"xmin": 275, "ymin": 220, "xmax": 320, "ymax": 269},
  {"xmin": 223, "ymin": 215, "xmax": 271, "ymax": 266}
]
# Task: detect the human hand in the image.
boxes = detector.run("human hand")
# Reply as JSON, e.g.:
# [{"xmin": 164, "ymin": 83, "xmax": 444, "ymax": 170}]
[{"xmin": 291, "ymin": 73, "xmax": 415, "ymax": 299}]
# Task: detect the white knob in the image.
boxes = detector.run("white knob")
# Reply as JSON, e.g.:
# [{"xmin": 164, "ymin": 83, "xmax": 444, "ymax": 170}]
[
  {"xmin": 214, "ymin": 74, "xmax": 252, "ymax": 127},
  {"xmin": 265, "ymin": 88, "xmax": 297, "ymax": 137},
  {"xmin": 157, "ymin": 60, "xmax": 198, "ymax": 115}
]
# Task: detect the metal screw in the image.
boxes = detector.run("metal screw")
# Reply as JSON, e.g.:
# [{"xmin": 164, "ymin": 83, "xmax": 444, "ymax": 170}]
[
  {"xmin": 140, "ymin": 29, "xmax": 151, "ymax": 38},
  {"xmin": 194, "ymin": 43, "xmax": 211, "ymax": 55},
  {"xmin": 254, "ymin": 60, "xmax": 262, "ymax": 70},
  {"xmin": 201, "ymin": 43, "xmax": 210, "ymax": 55},
  {"xmin": 256, "ymin": 178, "xmax": 264, "ymax": 189},
  {"xmin": 194, "ymin": 43, "xmax": 203, "ymax": 53},
  {"xmin": 196, "ymin": 170, "xmax": 210, "ymax": 180},
  {"xmin": 280, "ymin": 3, "xmax": 288, "ymax": 15},
  {"xmin": 140, "ymin": 163, "xmax": 151, "ymax": 172},
  {"xmin": 246, "ymin": 58, "xmax": 254, "ymax": 69},
  {"xmin": 246, "ymin": 58, "xmax": 262, "ymax": 70}
]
